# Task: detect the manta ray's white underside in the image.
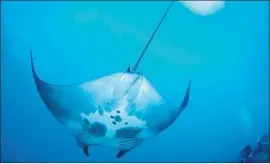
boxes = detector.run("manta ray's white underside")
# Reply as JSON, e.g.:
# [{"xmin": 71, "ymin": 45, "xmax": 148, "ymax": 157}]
[{"xmin": 30, "ymin": 53, "xmax": 191, "ymax": 158}]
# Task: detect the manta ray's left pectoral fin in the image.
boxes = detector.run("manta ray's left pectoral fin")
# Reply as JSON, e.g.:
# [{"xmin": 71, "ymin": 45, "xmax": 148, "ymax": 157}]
[
  {"xmin": 117, "ymin": 137, "xmax": 143, "ymax": 158},
  {"xmin": 178, "ymin": 79, "xmax": 191, "ymax": 111}
]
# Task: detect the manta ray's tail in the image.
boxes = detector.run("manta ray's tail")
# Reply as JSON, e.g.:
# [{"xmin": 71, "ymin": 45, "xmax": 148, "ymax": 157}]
[
  {"xmin": 178, "ymin": 79, "xmax": 191, "ymax": 112},
  {"xmin": 130, "ymin": 1, "xmax": 175, "ymax": 72}
]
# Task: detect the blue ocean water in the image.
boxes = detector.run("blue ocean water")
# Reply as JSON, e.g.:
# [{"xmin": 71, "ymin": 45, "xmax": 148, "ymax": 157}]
[{"xmin": 1, "ymin": 1, "xmax": 269, "ymax": 162}]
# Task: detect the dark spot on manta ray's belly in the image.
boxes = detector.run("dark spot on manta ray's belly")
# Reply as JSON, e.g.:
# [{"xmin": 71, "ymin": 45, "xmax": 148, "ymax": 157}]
[
  {"xmin": 114, "ymin": 115, "xmax": 122, "ymax": 122},
  {"xmin": 112, "ymin": 121, "xmax": 116, "ymax": 125},
  {"xmin": 110, "ymin": 115, "xmax": 114, "ymax": 119},
  {"xmin": 125, "ymin": 122, "xmax": 128, "ymax": 125},
  {"xmin": 84, "ymin": 121, "xmax": 107, "ymax": 137},
  {"xmin": 116, "ymin": 110, "xmax": 120, "ymax": 114},
  {"xmin": 115, "ymin": 127, "xmax": 143, "ymax": 139}
]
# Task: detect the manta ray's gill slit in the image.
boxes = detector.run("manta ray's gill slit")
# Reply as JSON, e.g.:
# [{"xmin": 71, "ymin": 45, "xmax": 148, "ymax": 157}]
[{"xmin": 73, "ymin": 131, "xmax": 100, "ymax": 146}]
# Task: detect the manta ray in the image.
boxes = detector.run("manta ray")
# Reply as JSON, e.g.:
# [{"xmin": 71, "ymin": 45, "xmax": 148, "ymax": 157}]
[{"xmin": 31, "ymin": 1, "xmax": 191, "ymax": 158}]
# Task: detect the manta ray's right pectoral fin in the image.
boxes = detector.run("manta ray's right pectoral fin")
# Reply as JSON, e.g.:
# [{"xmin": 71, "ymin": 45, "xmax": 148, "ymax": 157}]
[{"xmin": 178, "ymin": 79, "xmax": 191, "ymax": 112}]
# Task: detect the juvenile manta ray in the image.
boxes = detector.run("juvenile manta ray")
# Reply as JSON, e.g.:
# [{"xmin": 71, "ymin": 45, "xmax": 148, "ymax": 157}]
[{"xmin": 31, "ymin": 1, "xmax": 191, "ymax": 158}]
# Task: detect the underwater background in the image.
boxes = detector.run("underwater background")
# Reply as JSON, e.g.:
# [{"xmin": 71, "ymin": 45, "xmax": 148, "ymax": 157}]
[{"xmin": 1, "ymin": 1, "xmax": 269, "ymax": 162}]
